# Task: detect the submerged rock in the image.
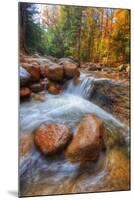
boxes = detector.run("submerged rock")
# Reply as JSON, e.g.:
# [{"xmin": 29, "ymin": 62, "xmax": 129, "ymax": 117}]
[
  {"xmin": 20, "ymin": 87, "xmax": 31, "ymax": 99},
  {"xmin": 65, "ymin": 114, "xmax": 104, "ymax": 162},
  {"xmin": 34, "ymin": 123, "xmax": 72, "ymax": 155},
  {"xmin": 31, "ymin": 93, "xmax": 45, "ymax": 102},
  {"xmin": 20, "ymin": 133, "xmax": 34, "ymax": 157},
  {"xmin": 70, "ymin": 148, "xmax": 130, "ymax": 193},
  {"xmin": 45, "ymin": 63, "xmax": 64, "ymax": 81}
]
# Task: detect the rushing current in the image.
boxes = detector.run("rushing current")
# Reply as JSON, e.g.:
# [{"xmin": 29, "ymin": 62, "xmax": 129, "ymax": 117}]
[{"xmin": 19, "ymin": 72, "xmax": 129, "ymax": 196}]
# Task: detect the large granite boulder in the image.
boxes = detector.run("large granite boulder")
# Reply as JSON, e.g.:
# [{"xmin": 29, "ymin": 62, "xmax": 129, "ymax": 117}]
[
  {"xmin": 34, "ymin": 123, "xmax": 72, "ymax": 155},
  {"xmin": 65, "ymin": 114, "xmax": 104, "ymax": 162},
  {"xmin": 44, "ymin": 63, "xmax": 64, "ymax": 82},
  {"xmin": 89, "ymin": 79, "xmax": 130, "ymax": 125},
  {"xmin": 59, "ymin": 58, "xmax": 79, "ymax": 79}
]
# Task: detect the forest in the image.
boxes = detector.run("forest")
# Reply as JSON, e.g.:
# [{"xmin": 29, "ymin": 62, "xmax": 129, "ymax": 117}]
[{"xmin": 20, "ymin": 3, "xmax": 130, "ymax": 65}]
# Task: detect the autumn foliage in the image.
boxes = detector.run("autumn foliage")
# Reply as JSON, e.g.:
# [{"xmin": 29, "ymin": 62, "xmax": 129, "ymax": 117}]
[{"xmin": 19, "ymin": 3, "xmax": 130, "ymax": 65}]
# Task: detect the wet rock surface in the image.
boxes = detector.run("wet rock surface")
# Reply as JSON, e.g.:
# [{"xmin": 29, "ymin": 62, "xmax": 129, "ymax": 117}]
[
  {"xmin": 47, "ymin": 81, "xmax": 63, "ymax": 95},
  {"xmin": 45, "ymin": 63, "xmax": 64, "ymax": 81},
  {"xmin": 34, "ymin": 123, "xmax": 72, "ymax": 155},
  {"xmin": 26, "ymin": 66, "xmax": 41, "ymax": 81},
  {"xmin": 70, "ymin": 148, "xmax": 130, "ymax": 193},
  {"xmin": 81, "ymin": 62, "xmax": 102, "ymax": 71},
  {"xmin": 31, "ymin": 93, "xmax": 45, "ymax": 101},
  {"xmin": 20, "ymin": 133, "xmax": 34, "ymax": 157},
  {"xmin": 89, "ymin": 79, "xmax": 130, "ymax": 125},
  {"xmin": 30, "ymin": 83, "xmax": 45, "ymax": 93},
  {"xmin": 20, "ymin": 87, "xmax": 31, "ymax": 99},
  {"xmin": 59, "ymin": 58, "xmax": 79, "ymax": 79},
  {"xmin": 65, "ymin": 114, "xmax": 104, "ymax": 162}
]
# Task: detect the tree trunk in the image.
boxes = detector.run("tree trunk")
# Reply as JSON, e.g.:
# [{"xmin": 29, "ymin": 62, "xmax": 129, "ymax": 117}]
[
  {"xmin": 77, "ymin": 9, "xmax": 83, "ymax": 66},
  {"xmin": 106, "ymin": 9, "xmax": 114, "ymax": 64}
]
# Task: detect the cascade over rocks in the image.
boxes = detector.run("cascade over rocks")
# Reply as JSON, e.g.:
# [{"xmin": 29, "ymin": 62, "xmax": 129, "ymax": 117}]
[
  {"xmin": 34, "ymin": 123, "xmax": 72, "ymax": 155},
  {"xmin": 65, "ymin": 114, "xmax": 104, "ymax": 162}
]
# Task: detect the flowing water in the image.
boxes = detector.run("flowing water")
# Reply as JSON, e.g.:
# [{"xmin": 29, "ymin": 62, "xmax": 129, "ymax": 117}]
[
  {"xmin": 65, "ymin": 73, "xmax": 95, "ymax": 99},
  {"xmin": 19, "ymin": 72, "xmax": 130, "ymax": 196}
]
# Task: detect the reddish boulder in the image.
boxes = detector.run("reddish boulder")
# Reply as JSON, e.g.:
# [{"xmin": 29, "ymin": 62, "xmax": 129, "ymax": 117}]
[
  {"xmin": 44, "ymin": 63, "xmax": 64, "ymax": 81},
  {"xmin": 27, "ymin": 66, "xmax": 41, "ymax": 81},
  {"xmin": 64, "ymin": 62, "xmax": 79, "ymax": 78},
  {"xmin": 59, "ymin": 58, "xmax": 79, "ymax": 79},
  {"xmin": 30, "ymin": 83, "xmax": 45, "ymax": 93},
  {"xmin": 65, "ymin": 114, "xmax": 104, "ymax": 162},
  {"xmin": 20, "ymin": 87, "xmax": 31, "ymax": 99},
  {"xmin": 34, "ymin": 123, "xmax": 72, "ymax": 155},
  {"xmin": 48, "ymin": 81, "xmax": 63, "ymax": 95}
]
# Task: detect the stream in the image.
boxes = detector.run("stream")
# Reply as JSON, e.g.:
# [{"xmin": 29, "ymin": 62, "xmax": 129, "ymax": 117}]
[{"xmin": 19, "ymin": 72, "xmax": 130, "ymax": 196}]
